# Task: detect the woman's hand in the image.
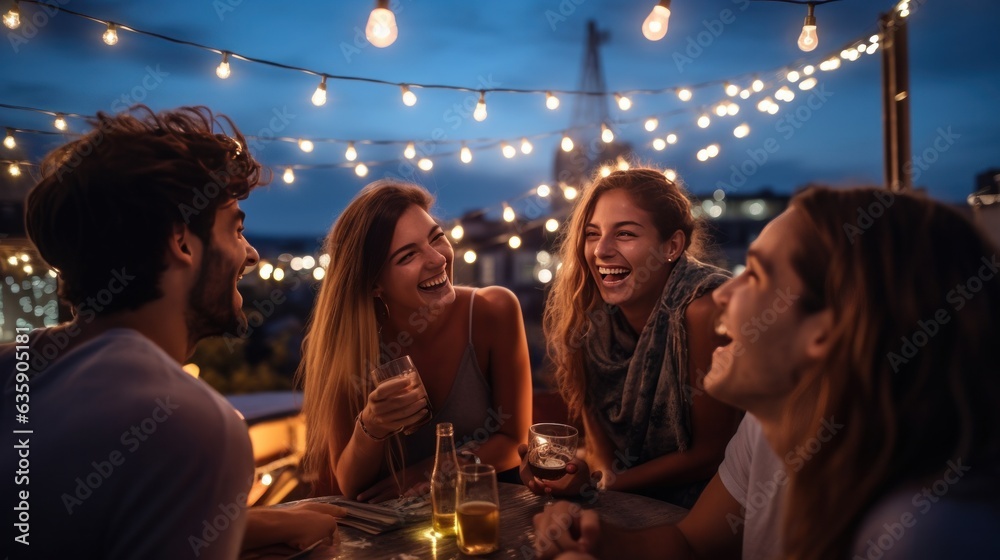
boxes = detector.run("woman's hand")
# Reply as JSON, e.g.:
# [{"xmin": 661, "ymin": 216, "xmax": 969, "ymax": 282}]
[
  {"xmin": 518, "ymin": 444, "xmax": 598, "ymax": 498},
  {"xmin": 362, "ymin": 375, "xmax": 429, "ymax": 439},
  {"xmin": 532, "ymin": 501, "xmax": 601, "ymax": 559}
]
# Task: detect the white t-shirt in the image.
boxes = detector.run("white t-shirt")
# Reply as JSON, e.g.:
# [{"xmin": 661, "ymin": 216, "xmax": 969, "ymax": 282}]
[
  {"xmin": 717, "ymin": 414, "xmax": 786, "ymax": 560},
  {"xmin": 2, "ymin": 328, "xmax": 254, "ymax": 560}
]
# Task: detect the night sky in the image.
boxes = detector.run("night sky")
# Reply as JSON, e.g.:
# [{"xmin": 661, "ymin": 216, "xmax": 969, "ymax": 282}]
[{"xmin": 1, "ymin": 0, "xmax": 997, "ymax": 237}]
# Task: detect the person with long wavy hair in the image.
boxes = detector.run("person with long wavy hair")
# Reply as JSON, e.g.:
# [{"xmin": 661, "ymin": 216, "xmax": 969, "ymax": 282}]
[
  {"xmin": 531, "ymin": 186, "xmax": 1000, "ymax": 559},
  {"xmin": 523, "ymin": 168, "xmax": 742, "ymax": 507},
  {"xmin": 298, "ymin": 180, "xmax": 531, "ymax": 501}
]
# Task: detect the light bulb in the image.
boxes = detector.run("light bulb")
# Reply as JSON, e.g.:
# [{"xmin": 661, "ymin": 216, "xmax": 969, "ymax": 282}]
[
  {"xmin": 9, "ymin": 162, "xmax": 21, "ymax": 176},
  {"xmin": 561, "ymin": 135, "xmax": 574, "ymax": 152},
  {"xmin": 460, "ymin": 144, "xmax": 472, "ymax": 163},
  {"xmin": 601, "ymin": 123, "xmax": 614, "ymax": 143},
  {"xmin": 404, "ymin": 141, "xmax": 416, "ymax": 159},
  {"xmin": 418, "ymin": 158, "xmax": 433, "ymax": 171},
  {"xmin": 752, "ymin": 79, "xmax": 764, "ymax": 92},
  {"xmin": 653, "ymin": 138, "xmax": 666, "ymax": 151},
  {"xmin": 786, "ymin": 70, "xmax": 800, "ymax": 83},
  {"xmin": 355, "ymin": 163, "xmax": 369, "ymax": 177},
  {"xmin": 615, "ymin": 94, "xmax": 632, "ymax": 111},
  {"xmin": 563, "ymin": 186, "xmax": 578, "ymax": 200},
  {"xmin": 4, "ymin": 129, "xmax": 15, "ymax": 149},
  {"xmin": 739, "ymin": 88, "xmax": 751, "ymax": 99},
  {"xmin": 103, "ymin": 23, "xmax": 118, "ymax": 46},
  {"xmin": 642, "ymin": 0, "xmax": 672, "ymax": 41},
  {"xmin": 345, "ymin": 142, "xmax": 357, "ymax": 162},
  {"xmin": 282, "ymin": 168, "xmax": 295, "ymax": 184},
  {"xmin": 401, "ymin": 85, "xmax": 417, "ymax": 106},
  {"xmin": 52, "ymin": 115, "xmax": 67, "ymax": 131},
  {"xmin": 536, "ymin": 184, "xmax": 551, "ymax": 197},
  {"xmin": 757, "ymin": 98, "xmax": 772, "ymax": 112},
  {"xmin": 734, "ymin": 124, "xmax": 750, "ymax": 138},
  {"xmin": 725, "ymin": 83, "xmax": 739, "ymax": 97},
  {"xmin": 600, "ymin": 165, "xmax": 612, "ymax": 177},
  {"xmin": 216, "ymin": 52, "xmax": 231, "ymax": 79},
  {"xmin": 545, "ymin": 219, "xmax": 559, "ymax": 232},
  {"xmin": 697, "ymin": 149, "xmax": 709, "ymax": 162},
  {"xmin": 798, "ymin": 5, "xmax": 818, "ymax": 52},
  {"xmin": 697, "ymin": 114, "xmax": 710, "ymax": 129},
  {"xmin": 3, "ymin": 3, "xmax": 19, "ymax": 29},
  {"xmin": 664, "ymin": 169, "xmax": 677, "ymax": 182},
  {"xmin": 451, "ymin": 224, "xmax": 465, "ymax": 241},
  {"xmin": 508, "ymin": 235, "xmax": 522, "ymax": 249},
  {"xmin": 312, "ymin": 77, "xmax": 327, "ymax": 106},
  {"xmin": 617, "ymin": 157, "xmax": 630, "ymax": 171},
  {"xmin": 545, "ymin": 91, "xmax": 560, "ymax": 110},
  {"xmin": 727, "ymin": 102, "xmax": 740, "ymax": 116},
  {"xmin": 503, "ymin": 205, "xmax": 516, "ymax": 222},
  {"xmin": 502, "ymin": 143, "xmax": 516, "ymax": 159},
  {"xmin": 520, "ymin": 138, "xmax": 533, "ymax": 154},
  {"xmin": 298, "ymin": 139, "xmax": 314, "ymax": 153},
  {"xmin": 715, "ymin": 104, "xmax": 728, "ymax": 117},
  {"xmin": 707, "ymin": 144, "xmax": 720, "ymax": 158},
  {"xmin": 677, "ymin": 88, "xmax": 692, "ymax": 102},
  {"xmin": 365, "ymin": 3, "xmax": 398, "ymax": 48},
  {"xmin": 473, "ymin": 92, "xmax": 487, "ymax": 122},
  {"xmin": 767, "ymin": 104, "xmax": 779, "ymax": 115},
  {"xmin": 645, "ymin": 118, "xmax": 659, "ymax": 132},
  {"xmin": 804, "ymin": 65, "xmax": 815, "ymax": 75},
  {"xmin": 463, "ymin": 250, "xmax": 477, "ymax": 264},
  {"xmin": 666, "ymin": 133, "xmax": 678, "ymax": 144},
  {"xmin": 799, "ymin": 77, "xmax": 818, "ymax": 91}
]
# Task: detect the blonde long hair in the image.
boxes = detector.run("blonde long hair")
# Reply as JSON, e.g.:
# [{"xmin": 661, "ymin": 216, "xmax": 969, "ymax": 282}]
[
  {"xmin": 543, "ymin": 168, "xmax": 708, "ymax": 419},
  {"xmin": 779, "ymin": 187, "xmax": 1000, "ymax": 559},
  {"xmin": 298, "ymin": 180, "xmax": 433, "ymax": 492}
]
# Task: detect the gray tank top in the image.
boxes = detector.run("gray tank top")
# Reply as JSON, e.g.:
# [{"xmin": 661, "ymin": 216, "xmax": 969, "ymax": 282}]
[{"xmin": 402, "ymin": 289, "xmax": 493, "ymax": 463}]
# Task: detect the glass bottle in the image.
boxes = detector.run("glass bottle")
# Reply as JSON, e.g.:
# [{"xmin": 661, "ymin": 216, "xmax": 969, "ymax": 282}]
[{"xmin": 431, "ymin": 422, "xmax": 459, "ymax": 537}]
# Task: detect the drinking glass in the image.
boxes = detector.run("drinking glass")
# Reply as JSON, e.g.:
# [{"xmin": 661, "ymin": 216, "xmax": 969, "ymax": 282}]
[
  {"xmin": 456, "ymin": 464, "xmax": 500, "ymax": 555},
  {"xmin": 527, "ymin": 423, "xmax": 579, "ymax": 482},
  {"xmin": 369, "ymin": 355, "xmax": 433, "ymax": 435}
]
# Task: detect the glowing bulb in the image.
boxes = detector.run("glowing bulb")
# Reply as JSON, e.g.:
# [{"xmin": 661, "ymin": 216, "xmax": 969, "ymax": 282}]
[
  {"xmin": 601, "ymin": 123, "xmax": 614, "ymax": 143},
  {"xmin": 734, "ymin": 123, "xmax": 750, "ymax": 138},
  {"xmin": 103, "ymin": 23, "xmax": 118, "ymax": 46},
  {"xmin": 54, "ymin": 115, "xmax": 67, "ymax": 131},
  {"xmin": 642, "ymin": 0, "xmax": 672, "ymax": 41},
  {"xmin": 677, "ymin": 88, "xmax": 692, "ymax": 102},
  {"xmin": 3, "ymin": 4, "xmax": 19, "ymax": 29},
  {"xmin": 644, "ymin": 118, "xmax": 659, "ymax": 132},
  {"xmin": 473, "ymin": 92, "xmax": 487, "ymax": 122},
  {"xmin": 463, "ymin": 250, "xmax": 477, "ymax": 264},
  {"xmin": 503, "ymin": 205, "xmax": 516, "ymax": 222},
  {"xmin": 757, "ymin": 98, "xmax": 773, "ymax": 112},
  {"xmin": 355, "ymin": 163, "xmax": 369, "ymax": 177},
  {"xmin": 697, "ymin": 114, "xmax": 710, "ymax": 128},
  {"xmin": 563, "ymin": 186, "xmax": 578, "ymax": 200},
  {"xmin": 696, "ymin": 149, "xmax": 709, "ymax": 162},
  {"xmin": 799, "ymin": 77, "xmax": 818, "ymax": 91},
  {"xmin": 365, "ymin": 3, "xmax": 398, "ymax": 48},
  {"xmin": 616, "ymin": 157, "xmax": 630, "ymax": 171},
  {"xmin": 545, "ymin": 219, "xmax": 559, "ymax": 232},
  {"xmin": 767, "ymin": 104, "xmax": 779, "ymax": 115},
  {"xmin": 715, "ymin": 104, "xmax": 728, "ymax": 117},
  {"xmin": 273, "ymin": 268, "xmax": 285, "ymax": 282},
  {"xmin": 418, "ymin": 158, "xmax": 433, "ymax": 171},
  {"xmin": 404, "ymin": 141, "xmax": 416, "ymax": 159},
  {"xmin": 820, "ymin": 57, "xmax": 841, "ymax": 71},
  {"xmin": 312, "ymin": 77, "xmax": 328, "ymax": 106},
  {"xmin": 460, "ymin": 144, "xmax": 472, "ymax": 163},
  {"xmin": 752, "ymin": 79, "xmax": 764, "ymax": 92},
  {"xmin": 600, "ymin": 165, "xmax": 611, "ymax": 177},
  {"xmin": 545, "ymin": 91, "xmax": 560, "ymax": 110},
  {"xmin": 615, "ymin": 94, "xmax": 632, "ymax": 111},
  {"xmin": 786, "ymin": 70, "xmax": 800, "ymax": 83},
  {"xmin": 804, "ymin": 65, "xmax": 815, "ymax": 75},
  {"xmin": 739, "ymin": 88, "xmax": 751, "ymax": 99},
  {"xmin": 520, "ymin": 138, "xmax": 533, "ymax": 154},
  {"xmin": 508, "ymin": 235, "xmax": 522, "ymax": 249},
  {"xmin": 9, "ymin": 162, "xmax": 20, "ymax": 176},
  {"xmin": 664, "ymin": 169, "xmax": 677, "ymax": 182},
  {"xmin": 727, "ymin": 102, "xmax": 739, "ymax": 116},
  {"xmin": 344, "ymin": 142, "xmax": 357, "ymax": 162},
  {"xmin": 707, "ymin": 143, "xmax": 720, "ymax": 158},
  {"xmin": 216, "ymin": 52, "xmax": 231, "ymax": 79},
  {"xmin": 561, "ymin": 135, "xmax": 574, "ymax": 152},
  {"xmin": 282, "ymin": 168, "xmax": 295, "ymax": 184},
  {"xmin": 653, "ymin": 138, "xmax": 666, "ymax": 151},
  {"xmin": 798, "ymin": 5, "xmax": 818, "ymax": 52},
  {"xmin": 537, "ymin": 184, "xmax": 551, "ymax": 197},
  {"xmin": 666, "ymin": 133, "xmax": 678, "ymax": 144},
  {"xmin": 870, "ymin": 34, "xmax": 880, "ymax": 43},
  {"xmin": 3, "ymin": 130, "xmax": 15, "ymax": 149},
  {"xmin": 502, "ymin": 143, "xmax": 516, "ymax": 158},
  {"xmin": 298, "ymin": 139, "xmax": 314, "ymax": 153},
  {"xmin": 451, "ymin": 224, "xmax": 464, "ymax": 241},
  {"xmin": 401, "ymin": 85, "xmax": 417, "ymax": 106},
  {"xmin": 725, "ymin": 83, "xmax": 739, "ymax": 97}
]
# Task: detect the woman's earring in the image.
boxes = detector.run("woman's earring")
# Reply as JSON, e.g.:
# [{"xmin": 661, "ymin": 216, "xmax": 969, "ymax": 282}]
[{"xmin": 374, "ymin": 296, "xmax": 390, "ymax": 330}]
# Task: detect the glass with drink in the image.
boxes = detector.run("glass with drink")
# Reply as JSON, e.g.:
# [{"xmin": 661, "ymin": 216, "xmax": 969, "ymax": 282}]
[
  {"xmin": 527, "ymin": 423, "xmax": 579, "ymax": 481},
  {"xmin": 456, "ymin": 464, "xmax": 500, "ymax": 555},
  {"xmin": 369, "ymin": 355, "xmax": 433, "ymax": 435}
]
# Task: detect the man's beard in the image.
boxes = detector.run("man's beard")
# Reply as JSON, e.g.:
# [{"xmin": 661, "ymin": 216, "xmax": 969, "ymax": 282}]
[{"xmin": 186, "ymin": 243, "xmax": 246, "ymax": 342}]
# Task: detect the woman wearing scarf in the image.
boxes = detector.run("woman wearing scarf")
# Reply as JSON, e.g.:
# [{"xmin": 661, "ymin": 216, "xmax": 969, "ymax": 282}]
[{"xmin": 523, "ymin": 168, "xmax": 741, "ymax": 507}]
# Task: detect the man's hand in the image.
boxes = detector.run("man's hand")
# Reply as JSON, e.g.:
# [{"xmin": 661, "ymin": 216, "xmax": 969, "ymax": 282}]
[
  {"xmin": 532, "ymin": 501, "xmax": 601, "ymax": 559},
  {"xmin": 518, "ymin": 444, "xmax": 597, "ymax": 498},
  {"xmin": 241, "ymin": 502, "xmax": 346, "ymax": 556}
]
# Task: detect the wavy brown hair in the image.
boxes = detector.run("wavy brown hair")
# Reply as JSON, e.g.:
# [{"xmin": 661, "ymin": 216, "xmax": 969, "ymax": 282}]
[
  {"xmin": 297, "ymin": 180, "xmax": 434, "ymax": 495},
  {"xmin": 25, "ymin": 105, "xmax": 263, "ymax": 315},
  {"xmin": 543, "ymin": 168, "xmax": 709, "ymax": 419},
  {"xmin": 778, "ymin": 187, "xmax": 1000, "ymax": 559}
]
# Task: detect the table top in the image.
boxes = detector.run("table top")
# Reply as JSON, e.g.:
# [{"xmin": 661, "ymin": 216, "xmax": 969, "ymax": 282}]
[{"xmin": 308, "ymin": 483, "xmax": 688, "ymax": 559}]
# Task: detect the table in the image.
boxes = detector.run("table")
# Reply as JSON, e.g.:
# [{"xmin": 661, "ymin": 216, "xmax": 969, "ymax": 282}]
[{"xmin": 309, "ymin": 483, "xmax": 687, "ymax": 559}]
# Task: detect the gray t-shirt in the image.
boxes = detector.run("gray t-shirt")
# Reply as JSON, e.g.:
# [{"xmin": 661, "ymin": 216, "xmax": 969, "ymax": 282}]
[
  {"xmin": 3, "ymin": 328, "xmax": 254, "ymax": 559},
  {"xmin": 717, "ymin": 414, "xmax": 786, "ymax": 560}
]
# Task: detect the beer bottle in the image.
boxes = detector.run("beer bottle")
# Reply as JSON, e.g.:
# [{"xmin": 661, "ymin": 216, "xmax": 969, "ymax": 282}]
[{"xmin": 431, "ymin": 422, "xmax": 459, "ymax": 537}]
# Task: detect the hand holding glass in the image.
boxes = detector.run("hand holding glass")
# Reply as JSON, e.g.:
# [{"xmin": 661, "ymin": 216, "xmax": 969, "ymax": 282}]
[
  {"xmin": 368, "ymin": 356, "xmax": 433, "ymax": 436},
  {"xmin": 527, "ymin": 423, "xmax": 579, "ymax": 481}
]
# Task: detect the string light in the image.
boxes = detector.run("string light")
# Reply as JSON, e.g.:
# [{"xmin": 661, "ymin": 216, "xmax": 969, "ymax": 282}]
[
  {"xmin": 767, "ymin": 103, "xmax": 779, "ymax": 115},
  {"xmin": 345, "ymin": 142, "xmax": 357, "ymax": 161},
  {"xmin": 561, "ymin": 135, "xmax": 574, "ymax": 152},
  {"xmin": 3, "ymin": 129, "xmax": 15, "ymax": 149},
  {"xmin": 733, "ymin": 123, "xmax": 750, "ymax": 138},
  {"xmin": 786, "ymin": 70, "xmax": 801, "ymax": 83},
  {"xmin": 216, "ymin": 52, "xmax": 231, "ymax": 79},
  {"xmin": 473, "ymin": 92, "xmax": 487, "ymax": 122},
  {"xmin": 725, "ymin": 82, "xmax": 739, "ymax": 97},
  {"xmin": 664, "ymin": 169, "xmax": 677, "ymax": 182},
  {"xmin": 600, "ymin": 165, "xmax": 612, "ymax": 177},
  {"xmin": 820, "ymin": 57, "xmax": 841, "ymax": 71},
  {"xmin": 644, "ymin": 118, "xmax": 659, "ymax": 132},
  {"xmin": 520, "ymin": 137, "xmax": 533, "ymax": 154},
  {"xmin": 666, "ymin": 133, "xmax": 678, "ymax": 144},
  {"xmin": 502, "ymin": 142, "xmax": 516, "ymax": 158},
  {"xmin": 451, "ymin": 224, "xmax": 465, "ymax": 241},
  {"xmin": 8, "ymin": 162, "xmax": 20, "ymax": 176},
  {"xmin": 727, "ymin": 102, "xmax": 740, "ymax": 116},
  {"xmin": 355, "ymin": 163, "xmax": 369, "ymax": 177},
  {"xmin": 282, "ymin": 168, "xmax": 295, "ymax": 184},
  {"xmin": 799, "ymin": 77, "xmax": 818, "ymax": 91},
  {"xmin": 298, "ymin": 139, "xmax": 314, "ymax": 153},
  {"xmin": 601, "ymin": 123, "xmax": 614, "ymax": 143},
  {"xmin": 545, "ymin": 91, "xmax": 560, "ymax": 110},
  {"xmin": 798, "ymin": 4, "xmax": 818, "ymax": 52},
  {"xmin": 697, "ymin": 149, "xmax": 709, "ymax": 162},
  {"xmin": 714, "ymin": 104, "xmax": 728, "ymax": 117},
  {"xmin": 311, "ymin": 77, "xmax": 328, "ymax": 106},
  {"xmin": 739, "ymin": 88, "xmax": 751, "ymax": 99},
  {"xmin": 401, "ymin": 85, "xmax": 417, "ymax": 106},
  {"xmin": 463, "ymin": 250, "xmax": 477, "ymax": 264},
  {"xmin": 775, "ymin": 86, "xmax": 795, "ymax": 102},
  {"xmin": 3, "ymin": 1, "xmax": 19, "ymax": 29},
  {"xmin": 545, "ymin": 219, "xmax": 559, "ymax": 232},
  {"xmin": 102, "ymin": 23, "xmax": 118, "ymax": 46},
  {"xmin": 677, "ymin": 88, "xmax": 693, "ymax": 102},
  {"xmin": 653, "ymin": 138, "xmax": 666, "ymax": 151},
  {"xmin": 697, "ymin": 114, "xmax": 710, "ymax": 128},
  {"xmin": 536, "ymin": 184, "xmax": 551, "ymax": 197},
  {"xmin": 615, "ymin": 94, "xmax": 632, "ymax": 111},
  {"xmin": 616, "ymin": 157, "xmax": 630, "ymax": 171},
  {"xmin": 563, "ymin": 186, "xmax": 578, "ymax": 200},
  {"xmin": 365, "ymin": 0, "xmax": 398, "ymax": 48},
  {"xmin": 803, "ymin": 64, "xmax": 815, "ymax": 76},
  {"xmin": 502, "ymin": 204, "xmax": 516, "ymax": 222},
  {"xmin": 460, "ymin": 143, "xmax": 472, "ymax": 163},
  {"xmin": 757, "ymin": 98, "xmax": 774, "ymax": 112},
  {"xmin": 404, "ymin": 141, "xmax": 416, "ymax": 159},
  {"xmin": 418, "ymin": 158, "xmax": 433, "ymax": 171},
  {"xmin": 508, "ymin": 235, "xmax": 522, "ymax": 249},
  {"xmin": 642, "ymin": 0, "xmax": 672, "ymax": 41},
  {"xmin": 752, "ymin": 79, "xmax": 764, "ymax": 92},
  {"xmin": 706, "ymin": 143, "xmax": 720, "ymax": 158}
]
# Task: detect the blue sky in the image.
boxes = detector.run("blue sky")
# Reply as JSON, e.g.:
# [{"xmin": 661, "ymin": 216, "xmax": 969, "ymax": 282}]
[{"xmin": 1, "ymin": 0, "xmax": 997, "ymax": 237}]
